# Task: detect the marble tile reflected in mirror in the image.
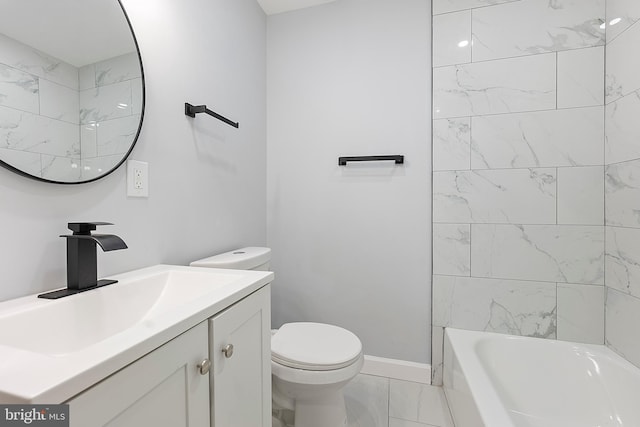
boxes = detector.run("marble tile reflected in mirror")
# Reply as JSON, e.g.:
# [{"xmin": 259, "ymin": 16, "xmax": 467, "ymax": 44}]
[{"xmin": 0, "ymin": 0, "xmax": 144, "ymax": 183}]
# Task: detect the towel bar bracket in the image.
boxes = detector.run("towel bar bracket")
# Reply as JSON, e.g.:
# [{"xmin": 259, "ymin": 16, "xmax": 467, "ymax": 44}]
[{"xmin": 185, "ymin": 103, "xmax": 239, "ymax": 128}]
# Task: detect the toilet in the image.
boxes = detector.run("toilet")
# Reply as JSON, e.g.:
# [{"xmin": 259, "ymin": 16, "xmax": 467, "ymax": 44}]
[{"xmin": 190, "ymin": 247, "xmax": 364, "ymax": 427}]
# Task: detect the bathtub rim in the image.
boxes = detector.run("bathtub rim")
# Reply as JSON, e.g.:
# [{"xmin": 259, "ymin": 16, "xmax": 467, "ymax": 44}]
[
  {"xmin": 444, "ymin": 328, "xmax": 513, "ymax": 426},
  {"xmin": 443, "ymin": 327, "xmax": 640, "ymax": 427}
]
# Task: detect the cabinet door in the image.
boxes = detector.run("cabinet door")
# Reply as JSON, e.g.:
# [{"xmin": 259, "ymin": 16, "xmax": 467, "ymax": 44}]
[
  {"xmin": 67, "ymin": 322, "xmax": 210, "ymax": 427},
  {"xmin": 210, "ymin": 285, "xmax": 271, "ymax": 427}
]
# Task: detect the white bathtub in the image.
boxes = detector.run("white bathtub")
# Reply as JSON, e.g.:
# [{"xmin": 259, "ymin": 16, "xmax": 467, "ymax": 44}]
[{"xmin": 443, "ymin": 328, "xmax": 640, "ymax": 427}]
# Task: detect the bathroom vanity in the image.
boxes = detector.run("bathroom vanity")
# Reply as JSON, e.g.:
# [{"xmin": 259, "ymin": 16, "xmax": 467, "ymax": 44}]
[{"xmin": 0, "ymin": 265, "xmax": 273, "ymax": 427}]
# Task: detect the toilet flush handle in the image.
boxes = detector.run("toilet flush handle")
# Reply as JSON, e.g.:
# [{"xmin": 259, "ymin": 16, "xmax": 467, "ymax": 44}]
[{"xmin": 222, "ymin": 344, "xmax": 234, "ymax": 358}]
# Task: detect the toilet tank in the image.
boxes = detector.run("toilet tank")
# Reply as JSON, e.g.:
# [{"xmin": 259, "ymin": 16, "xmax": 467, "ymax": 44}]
[{"xmin": 190, "ymin": 247, "xmax": 271, "ymax": 271}]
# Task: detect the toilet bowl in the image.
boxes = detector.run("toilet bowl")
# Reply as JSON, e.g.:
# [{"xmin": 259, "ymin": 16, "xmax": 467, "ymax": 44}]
[
  {"xmin": 190, "ymin": 247, "xmax": 364, "ymax": 427},
  {"xmin": 271, "ymin": 322, "xmax": 364, "ymax": 427}
]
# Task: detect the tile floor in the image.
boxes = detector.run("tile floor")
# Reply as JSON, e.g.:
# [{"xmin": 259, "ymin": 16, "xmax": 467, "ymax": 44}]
[{"xmin": 344, "ymin": 374, "xmax": 455, "ymax": 427}]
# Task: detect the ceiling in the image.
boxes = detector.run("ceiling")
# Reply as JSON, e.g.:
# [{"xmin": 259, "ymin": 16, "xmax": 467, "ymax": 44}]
[
  {"xmin": 0, "ymin": 0, "xmax": 136, "ymax": 68},
  {"xmin": 0, "ymin": 0, "xmax": 339, "ymax": 68},
  {"xmin": 257, "ymin": 0, "xmax": 338, "ymax": 15}
]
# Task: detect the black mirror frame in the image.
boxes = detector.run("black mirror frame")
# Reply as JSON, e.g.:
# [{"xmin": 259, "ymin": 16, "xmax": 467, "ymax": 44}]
[{"xmin": 0, "ymin": 0, "xmax": 145, "ymax": 185}]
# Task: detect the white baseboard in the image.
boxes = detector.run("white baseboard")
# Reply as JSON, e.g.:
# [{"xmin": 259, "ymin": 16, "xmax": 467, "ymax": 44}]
[{"xmin": 360, "ymin": 355, "xmax": 431, "ymax": 384}]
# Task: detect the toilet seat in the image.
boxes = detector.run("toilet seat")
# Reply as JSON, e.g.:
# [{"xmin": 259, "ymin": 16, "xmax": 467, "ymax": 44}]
[
  {"xmin": 271, "ymin": 354, "xmax": 364, "ymax": 386},
  {"xmin": 271, "ymin": 322, "xmax": 362, "ymax": 371}
]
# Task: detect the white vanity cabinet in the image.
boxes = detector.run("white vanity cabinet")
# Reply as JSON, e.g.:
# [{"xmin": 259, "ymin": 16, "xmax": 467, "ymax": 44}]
[
  {"xmin": 67, "ymin": 285, "xmax": 271, "ymax": 427},
  {"xmin": 67, "ymin": 321, "xmax": 210, "ymax": 427},
  {"xmin": 210, "ymin": 283, "xmax": 271, "ymax": 426}
]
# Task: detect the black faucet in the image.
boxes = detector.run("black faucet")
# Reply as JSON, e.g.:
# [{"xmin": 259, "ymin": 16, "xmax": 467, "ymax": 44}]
[{"xmin": 39, "ymin": 222, "xmax": 128, "ymax": 299}]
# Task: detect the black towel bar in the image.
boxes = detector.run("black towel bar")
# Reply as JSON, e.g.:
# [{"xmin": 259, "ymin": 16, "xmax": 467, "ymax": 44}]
[
  {"xmin": 338, "ymin": 155, "xmax": 404, "ymax": 166},
  {"xmin": 185, "ymin": 103, "xmax": 239, "ymax": 128}
]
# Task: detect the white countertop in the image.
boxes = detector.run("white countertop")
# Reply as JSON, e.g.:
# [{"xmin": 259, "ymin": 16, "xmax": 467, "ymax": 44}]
[{"xmin": 0, "ymin": 265, "xmax": 273, "ymax": 403}]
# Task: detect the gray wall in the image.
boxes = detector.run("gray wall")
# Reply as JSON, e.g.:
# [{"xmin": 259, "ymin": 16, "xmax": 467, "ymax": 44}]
[
  {"xmin": 431, "ymin": 0, "xmax": 606, "ymax": 383},
  {"xmin": 604, "ymin": 0, "xmax": 640, "ymax": 369},
  {"xmin": 0, "ymin": 0, "xmax": 267, "ymax": 302},
  {"xmin": 266, "ymin": 0, "xmax": 432, "ymax": 363}
]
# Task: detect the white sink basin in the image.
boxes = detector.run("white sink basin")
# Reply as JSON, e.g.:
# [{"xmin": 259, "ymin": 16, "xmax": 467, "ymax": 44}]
[
  {"xmin": 0, "ymin": 265, "xmax": 273, "ymax": 403},
  {"xmin": 0, "ymin": 269, "xmax": 237, "ymax": 355}
]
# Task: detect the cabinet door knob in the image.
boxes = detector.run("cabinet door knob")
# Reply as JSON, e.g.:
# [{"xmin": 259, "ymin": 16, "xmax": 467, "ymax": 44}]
[
  {"xmin": 197, "ymin": 359, "xmax": 211, "ymax": 375},
  {"xmin": 222, "ymin": 343, "xmax": 234, "ymax": 358}
]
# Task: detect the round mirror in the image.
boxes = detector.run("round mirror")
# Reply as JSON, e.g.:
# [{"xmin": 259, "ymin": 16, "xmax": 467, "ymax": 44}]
[{"xmin": 0, "ymin": 0, "xmax": 144, "ymax": 184}]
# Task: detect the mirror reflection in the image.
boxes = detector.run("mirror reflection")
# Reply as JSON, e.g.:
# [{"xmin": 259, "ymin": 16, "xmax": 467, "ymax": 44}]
[{"xmin": 0, "ymin": 0, "xmax": 144, "ymax": 183}]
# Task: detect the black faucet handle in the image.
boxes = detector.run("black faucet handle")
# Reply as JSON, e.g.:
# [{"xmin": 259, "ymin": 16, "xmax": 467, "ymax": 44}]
[{"xmin": 68, "ymin": 222, "xmax": 114, "ymax": 235}]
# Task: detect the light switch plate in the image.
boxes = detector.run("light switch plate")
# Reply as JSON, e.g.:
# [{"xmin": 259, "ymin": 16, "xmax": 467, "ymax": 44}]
[{"xmin": 127, "ymin": 160, "xmax": 149, "ymax": 197}]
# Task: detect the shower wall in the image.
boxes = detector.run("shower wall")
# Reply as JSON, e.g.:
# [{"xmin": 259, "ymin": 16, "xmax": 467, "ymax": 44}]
[
  {"xmin": 431, "ymin": 0, "xmax": 606, "ymax": 383},
  {"xmin": 604, "ymin": 0, "xmax": 640, "ymax": 369}
]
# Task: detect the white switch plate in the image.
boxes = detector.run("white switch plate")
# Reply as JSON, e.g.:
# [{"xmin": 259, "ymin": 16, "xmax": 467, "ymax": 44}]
[{"xmin": 127, "ymin": 160, "xmax": 149, "ymax": 197}]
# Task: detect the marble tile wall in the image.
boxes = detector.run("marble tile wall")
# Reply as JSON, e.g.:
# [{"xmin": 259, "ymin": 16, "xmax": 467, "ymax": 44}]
[
  {"xmin": 604, "ymin": 0, "xmax": 640, "ymax": 369},
  {"xmin": 344, "ymin": 374, "xmax": 454, "ymax": 427},
  {"xmin": 432, "ymin": 0, "xmax": 606, "ymax": 384},
  {"xmin": 0, "ymin": 33, "xmax": 80, "ymax": 179},
  {"xmin": 79, "ymin": 52, "xmax": 142, "ymax": 179},
  {"xmin": 0, "ymin": 32, "xmax": 141, "ymax": 180}
]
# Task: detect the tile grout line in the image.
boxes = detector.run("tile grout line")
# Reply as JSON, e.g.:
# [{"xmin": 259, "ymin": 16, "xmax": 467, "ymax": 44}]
[
  {"xmin": 470, "ymin": 7, "xmax": 474, "ymax": 64},
  {"xmin": 608, "ymin": 286, "xmax": 640, "ymax": 302},
  {"xmin": 603, "ymin": 17, "xmax": 608, "ymax": 346},
  {"xmin": 387, "ymin": 375, "xmax": 391, "ymax": 427},
  {"xmin": 434, "ymin": 163, "xmax": 609, "ymax": 173},
  {"xmin": 555, "ymin": 281, "xmax": 560, "ymax": 339},
  {"xmin": 434, "ymin": 104, "xmax": 605, "ymax": 122},
  {"xmin": 433, "ymin": 44, "xmax": 603, "ymax": 70},
  {"xmin": 433, "ymin": 222, "xmax": 606, "ymax": 227},
  {"xmin": 556, "ymin": 168, "xmax": 560, "ymax": 225},
  {"xmin": 429, "ymin": 0, "xmax": 436, "ymax": 408},
  {"xmin": 468, "ymin": 223, "xmax": 472, "ymax": 278},
  {"xmin": 433, "ymin": 0, "xmax": 522, "ymax": 16},
  {"xmin": 433, "ymin": 272, "xmax": 605, "ymax": 287},
  {"xmin": 555, "ymin": 52, "xmax": 560, "ymax": 111},
  {"xmin": 606, "ymin": 16, "xmax": 640, "ymax": 46}
]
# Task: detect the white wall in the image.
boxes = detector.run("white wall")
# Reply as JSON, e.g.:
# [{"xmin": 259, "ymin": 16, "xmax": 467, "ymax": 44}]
[
  {"xmin": 0, "ymin": 0, "xmax": 266, "ymax": 301},
  {"xmin": 267, "ymin": 0, "xmax": 431, "ymax": 363}
]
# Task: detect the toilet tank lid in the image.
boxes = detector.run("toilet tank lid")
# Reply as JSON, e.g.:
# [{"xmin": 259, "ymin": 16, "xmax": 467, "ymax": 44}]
[{"xmin": 190, "ymin": 247, "xmax": 271, "ymax": 270}]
